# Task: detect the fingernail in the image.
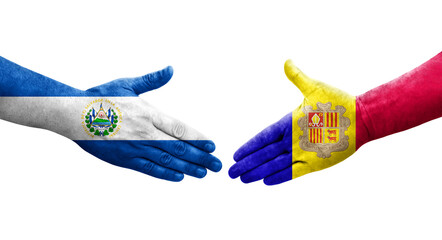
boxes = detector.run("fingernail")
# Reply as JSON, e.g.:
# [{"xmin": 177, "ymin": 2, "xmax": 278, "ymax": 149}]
[
  {"xmin": 209, "ymin": 161, "xmax": 222, "ymax": 172},
  {"xmin": 196, "ymin": 168, "xmax": 207, "ymax": 178},
  {"xmin": 228, "ymin": 167, "xmax": 238, "ymax": 179},
  {"xmin": 240, "ymin": 175, "xmax": 253, "ymax": 184},
  {"xmin": 205, "ymin": 143, "xmax": 215, "ymax": 152},
  {"xmin": 174, "ymin": 173, "xmax": 184, "ymax": 182}
]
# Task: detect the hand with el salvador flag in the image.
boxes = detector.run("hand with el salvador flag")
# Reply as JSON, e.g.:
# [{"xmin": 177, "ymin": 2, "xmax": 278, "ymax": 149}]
[
  {"xmin": 0, "ymin": 56, "xmax": 222, "ymax": 182},
  {"xmin": 229, "ymin": 52, "xmax": 442, "ymax": 185}
]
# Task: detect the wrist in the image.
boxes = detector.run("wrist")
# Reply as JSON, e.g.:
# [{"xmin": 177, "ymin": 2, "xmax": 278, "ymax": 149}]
[{"xmin": 355, "ymin": 96, "xmax": 372, "ymax": 149}]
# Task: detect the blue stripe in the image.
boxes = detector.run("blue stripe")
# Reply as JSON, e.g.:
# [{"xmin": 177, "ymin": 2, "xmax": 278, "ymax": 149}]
[
  {"xmin": 74, "ymin": 140, "xmax": 221, "ymax": 173},
  {"xmin": 92, "ymin": 122, "xmax": 111, "ymax": 126},
  {"xmin": 0, "ymin": 56, "xmax": 137, "ymax": 97},
  {"xmin": 240, "ymin": 153, "xmax": 292, "ymax": 183},
  {"xmin": 229, "ymin": 113, "xmax": 293, "ymax": 184},
  {"xmin": 263, "ymin": 167, "xmax": 292, "ymax": 185}
]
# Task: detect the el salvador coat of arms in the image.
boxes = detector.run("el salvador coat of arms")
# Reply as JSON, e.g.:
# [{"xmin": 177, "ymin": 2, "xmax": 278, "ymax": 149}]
[{"xmin": 82, "ymin": 99, "xmax": 122, "ymax": 137}]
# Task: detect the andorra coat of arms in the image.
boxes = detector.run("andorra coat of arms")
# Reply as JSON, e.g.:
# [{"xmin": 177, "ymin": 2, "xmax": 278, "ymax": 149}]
[{"xmin": 298, "ymin": 102, "xmax": 351, "ymax": 158}]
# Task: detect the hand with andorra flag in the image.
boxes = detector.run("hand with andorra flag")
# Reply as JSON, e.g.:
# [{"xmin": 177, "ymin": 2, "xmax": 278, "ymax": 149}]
[
  {"xmin": 229, "ymin": 52, "xmax": 442, "ymax": 185},
  {"xmin": 0, "ymin": 57, "xmax": 222, "ymax": 182}
]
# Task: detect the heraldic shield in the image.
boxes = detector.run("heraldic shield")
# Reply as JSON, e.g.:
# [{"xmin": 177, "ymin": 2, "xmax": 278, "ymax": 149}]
[{"xmin": 298, "ymin": 102, "xmax": 351, "ymax": 158}]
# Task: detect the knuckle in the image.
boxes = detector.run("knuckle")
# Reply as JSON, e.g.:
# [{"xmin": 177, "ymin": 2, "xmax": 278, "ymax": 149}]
[
  {"xmin": 136, "ymin": 127, "xmax": 156, "ymax": 140},
  {"xmin": 139, "ymin": 122, "xmax": 160, "ymax": 140},
  {"xmin": 146, "ymin": 127, "xmax": 160, "ymax": 140},
  {"xmin": 160, "ymin": 169, "xmax": 168, "ymax": 179},
  {"xmin": 136, "ymin": 126, "xmax": 150, "ymax": 139},
  {"xmin": 172, "ymin": 122, "xmax": 186, "ymax": 138},
  {"xmin": 198, "ymin": 153, "xmax": 208, "ymax": 166},
  {"xmin": 141, "ymin": 74, "xmax": 154, "ymax": 88},
  {"xmin": 159, "ymin": 152, "xmax": 173, "ymax": 166},
  {"xmin": 152, "ymin": 112, "xmax": 163, "ymax": 128},
  {"xmin": 184, "ymin": 163, "xmax": 193, "ymax": 174},
  {"xmin": 173, "ymin": 141, "xmax": 187, "ymax": 156},
  {"xmin": 141, "ymin": 161, "xmax": 155, "ymax": 174},
  {"xmin": 162, "ymin": 168, "xmax": 174, "ymax": 180}
]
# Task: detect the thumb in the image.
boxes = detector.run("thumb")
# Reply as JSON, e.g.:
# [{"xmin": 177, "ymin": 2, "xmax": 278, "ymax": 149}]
[
  {"xmin": 284, "ymin": 60, "xmax": 316, "ymax": 96},
  {"xmin": 129, "ymin": 66, "xmax": 174, "ymax": 95}
]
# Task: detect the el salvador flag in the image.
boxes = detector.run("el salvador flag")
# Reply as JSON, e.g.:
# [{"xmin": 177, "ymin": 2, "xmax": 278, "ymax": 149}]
[{"xmin": 0, "ymin": 56, "xmax": 222, "ymax": 181}]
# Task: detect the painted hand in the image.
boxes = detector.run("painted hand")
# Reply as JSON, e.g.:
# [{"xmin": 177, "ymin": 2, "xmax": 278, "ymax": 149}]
[
  {"xmin": 229, "ymin": 60, "xmax": 356, "ymax": 185},
  {"xmin": 76, "ymin": 67, "xmax": 222, "ymax": 181},
  {"xmin": 0, "ymin": 57, "xmax": 221, "ymax": 182}
]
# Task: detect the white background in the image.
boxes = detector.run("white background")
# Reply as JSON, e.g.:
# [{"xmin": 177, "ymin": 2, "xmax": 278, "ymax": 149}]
[{"xmin": 0, "ymin": 1, "xmax": 441, "ymax": 239}]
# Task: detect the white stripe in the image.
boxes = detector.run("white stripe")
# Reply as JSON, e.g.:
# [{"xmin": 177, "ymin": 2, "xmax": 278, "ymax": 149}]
[{"xmin": 0, "ymin": 97, "xmax": 206, "ymax": 141}]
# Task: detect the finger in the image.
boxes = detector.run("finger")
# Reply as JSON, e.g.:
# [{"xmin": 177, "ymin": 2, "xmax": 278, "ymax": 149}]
[
  {"xmin": 147, "ymin": 140, "xmax": 222, "ymax": 172},
  {"xmin": 263, "ymin": 162, "xmax": 312, "ymax": 185},
  {"xmin": 129, "ymin": 66, "xmax": 174, "ymax": 95},
  {"xmin": 130, "ymin": 158, "xmax": 184, "ymax": 182},
  {"xmin": 233, "ymin": 113, "xmax": 291, "ymax": 162},
  {"xmin": 240, "ymin": 153, "xmax": 292, "ymax": 183},
  {"xmin": 151, "ymin": 110, "xmax": 216, "ymax": 153},
  {"xmin": 284, "ymin": 59, "xmax": 316, "ymax": 96},
  {"xmin": 144, "ymin": 146, "xmax": 208, "ymax": 178},
  {"xmin": 229, "ymin": 139, "xmax": 290, "ymax": 179}
]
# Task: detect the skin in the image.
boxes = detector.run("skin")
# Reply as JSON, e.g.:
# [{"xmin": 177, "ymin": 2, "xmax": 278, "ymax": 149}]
[
  {"xmin": 229, "ymin": 60, "xmax": 356, "ymax": 185},
  {"xmin": 0, "ymin": 57, "xmax": 222, "ymax": 181}
]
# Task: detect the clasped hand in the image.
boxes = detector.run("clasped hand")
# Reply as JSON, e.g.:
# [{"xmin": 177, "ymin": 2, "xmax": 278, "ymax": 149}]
[{"xmin": 76, "ymin": 67, "xmax": 222, "ymax": 181}]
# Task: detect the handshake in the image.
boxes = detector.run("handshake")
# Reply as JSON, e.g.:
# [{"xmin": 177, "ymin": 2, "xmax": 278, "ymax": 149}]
[{"xmin": 0, "ymin": 53, "xmax": 441, "ymax": 185}]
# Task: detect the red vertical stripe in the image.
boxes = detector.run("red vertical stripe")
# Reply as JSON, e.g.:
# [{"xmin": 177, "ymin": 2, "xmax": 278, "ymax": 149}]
[
  {"xmin": 311, "ymin": 129, "xmax": 314, "ymax": 143},
  {"xmin": 330, "ymin": 113, "xmax": 335, "ymax": 127},
  {"xmin": 313, "ymin": 129, "xmax": 316, "ymax": 143},
  {"xmin": 319, "ymin": 129, "xmax": 322, "ymax": 143},
  {"xmin": 335, "ymin": 112, "xmax": 337, "ymax": 127},
  {"xmin": 310, "ymin": 129, "xmax": 312, "ymax": 143},
  {"xmin": 330, "ymin": 113, "xmax": 333, "ymax": 127}
]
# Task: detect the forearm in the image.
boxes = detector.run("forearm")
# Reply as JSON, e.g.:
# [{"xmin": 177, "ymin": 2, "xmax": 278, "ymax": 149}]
[
  {"xmin": 0, "ymin": 57, "xmax": 165, "ymax": 138},
  {"xmin": 0, "ymin": 96, "xmax": 147, "ymax": 139},
  {"xmin": 0, "ymin": 56, "xmax": 86, "ymax": 132},
  {"xmin": 356, "ymin": 52, "xmax": 442, "ymax": 149},
  {"xmin": 0, "ymin": 56, "xmax": 83, "ymax": 97}
]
